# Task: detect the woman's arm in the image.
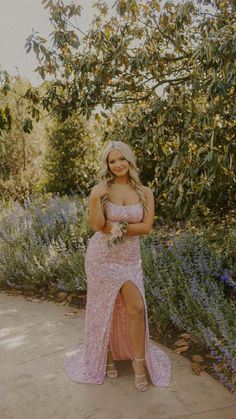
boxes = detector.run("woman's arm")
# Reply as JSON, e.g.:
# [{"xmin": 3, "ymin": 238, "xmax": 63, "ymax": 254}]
[
  {"xmin": 102, "ymin": 186, "xmax": 155, "ymax": 236},
  {"xmin": 125, "ymin": 186, "xmax": 155, "ymax": 236},
  {"xmin": 88, "ymin": 184, "xmax": 108, "ymax": 231}
]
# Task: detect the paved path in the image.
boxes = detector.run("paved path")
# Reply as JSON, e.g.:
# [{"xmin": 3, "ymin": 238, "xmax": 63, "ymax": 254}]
[{"xmin": 0, "ymin": 292, "xmax": 235, "ymax": 419}]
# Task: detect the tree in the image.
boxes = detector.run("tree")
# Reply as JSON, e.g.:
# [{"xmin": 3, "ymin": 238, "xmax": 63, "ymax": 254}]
[
  {"xmin": 44, "ymin": 113, "xmax": 98, "ymax": 195},
  {"xmin": 0, "ymin": 104, "xmax": 12, "ymax": 131},
  {"xmin": 2, "ymin": 0, "xmax": 235, "ymax": 216},
  {"xmin": 0, "ymin": 77, "xmax": 49, "ymax": 201}
]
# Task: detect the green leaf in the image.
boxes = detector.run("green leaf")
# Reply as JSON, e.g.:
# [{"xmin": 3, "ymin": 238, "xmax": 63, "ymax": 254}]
[
  {"xmin": 101, "ymin": 111, "xmax": 108, "ymax": 118},
  {"xmin": 22, "ymin": 118, "xmax": 33, "ymax": 133}
]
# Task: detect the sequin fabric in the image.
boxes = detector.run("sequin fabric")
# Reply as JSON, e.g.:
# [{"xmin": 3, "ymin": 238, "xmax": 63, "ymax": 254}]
[{"xmin": 64, "ymin": 201, "xmax": 172, "ymax": 386}]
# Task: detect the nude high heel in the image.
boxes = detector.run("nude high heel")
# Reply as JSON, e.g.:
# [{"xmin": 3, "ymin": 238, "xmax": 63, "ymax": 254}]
[
  {"xmin": 132, "ymin": 358, "xmax": 148, "ymax": 392},
  {"xmin": 106, "ymin": 348, "xmax": 118, "ymax": 378}
]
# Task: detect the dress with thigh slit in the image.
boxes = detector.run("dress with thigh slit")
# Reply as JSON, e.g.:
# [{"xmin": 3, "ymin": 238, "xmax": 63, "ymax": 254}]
[{"xmin": 64, "ymin": 200, "xmax": 172, "ymax": 386}]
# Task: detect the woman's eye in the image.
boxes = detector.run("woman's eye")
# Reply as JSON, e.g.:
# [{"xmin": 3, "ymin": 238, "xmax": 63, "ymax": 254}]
[{"xmin": 109, "ymin": 157, "xmax": 125, "ymax": 164}]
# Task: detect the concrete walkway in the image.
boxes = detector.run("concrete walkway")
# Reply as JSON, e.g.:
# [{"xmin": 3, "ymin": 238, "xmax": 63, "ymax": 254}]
[{"xmin": 0, "ymin": 292, "xmax": 235, "ymax": 419}]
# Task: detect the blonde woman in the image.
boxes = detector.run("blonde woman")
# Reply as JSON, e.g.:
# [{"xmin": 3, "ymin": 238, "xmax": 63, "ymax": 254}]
[{"xmin": 64, "ymin": 141, "xmax": 171, "ymax": 392}]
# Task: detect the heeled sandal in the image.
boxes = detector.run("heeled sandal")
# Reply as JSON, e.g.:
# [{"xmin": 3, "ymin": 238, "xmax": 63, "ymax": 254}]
[
  {"xmin": 132, "ymin": 358, "xmax": 148, "ymax": 392},
  {"xmin": 106, "ymin": 349, "xmax": 118, "ymax": 378}
]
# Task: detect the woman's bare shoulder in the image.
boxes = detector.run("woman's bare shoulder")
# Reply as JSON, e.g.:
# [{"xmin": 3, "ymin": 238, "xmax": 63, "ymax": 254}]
[
  {"xmin": 91, "ymin": 182, "xmax": 103, "ymax": 188},
  {"xmin": 142, "ymin": 185, "xmax": 154, "ymax": 197},
  {"xmin": 90, "ymin": 182, "xmax": 105, "ymax": 192}
]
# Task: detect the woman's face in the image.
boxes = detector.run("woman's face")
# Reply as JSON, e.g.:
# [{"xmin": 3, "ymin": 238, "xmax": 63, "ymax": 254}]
[{"xmin": 107, "ymin": 149, "xmax": 130, "ymax": 177}]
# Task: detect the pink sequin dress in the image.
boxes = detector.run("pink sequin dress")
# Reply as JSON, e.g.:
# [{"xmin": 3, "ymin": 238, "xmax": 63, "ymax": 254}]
[{"xmin": 64, "ymin": 201, "xmax": 172, "ymax": 386}]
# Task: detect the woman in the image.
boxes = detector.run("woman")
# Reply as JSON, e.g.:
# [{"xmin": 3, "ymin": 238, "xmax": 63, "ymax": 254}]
[{"xmin": 64, "ymin": 141, "xmax": 171, "ymax": 392}]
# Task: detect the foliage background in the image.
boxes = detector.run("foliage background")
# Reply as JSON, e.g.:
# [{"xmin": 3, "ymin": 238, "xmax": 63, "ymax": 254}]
[
  {"xmin": 0, "ymin": 0, "xmax": 235, "ymax": 395},
  {"xmin": 17, "ymin": 0, "xmax": 236, "ymax": 218}
]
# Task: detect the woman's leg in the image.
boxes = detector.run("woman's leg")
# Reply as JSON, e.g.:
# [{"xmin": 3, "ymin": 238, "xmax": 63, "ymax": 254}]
[
  {"xmin": 120, "ymin": 281, "xmax": 148, "ymax": 389},
  {"xmin": 120, "ymin": 281, "xmax": 145, "ymax": 358}
]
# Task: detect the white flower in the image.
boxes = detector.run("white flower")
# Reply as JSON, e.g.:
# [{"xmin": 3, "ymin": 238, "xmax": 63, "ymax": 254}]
[
  {"xmin": 111, "ymin": 222, "xmax": 123, "ymax": 237},
  {"xmin": 107, "ymin": 220, "xmax": 128, "ymax": 249}
]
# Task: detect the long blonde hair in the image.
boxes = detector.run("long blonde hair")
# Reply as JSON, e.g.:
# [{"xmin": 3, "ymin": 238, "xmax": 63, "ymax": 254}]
[{"xmin": 98, "ymin": 141, "xmax": 147, "ymax": 212}]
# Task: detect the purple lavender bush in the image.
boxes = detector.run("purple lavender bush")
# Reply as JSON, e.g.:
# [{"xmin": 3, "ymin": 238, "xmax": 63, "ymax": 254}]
[
  {"xmin": 141, "ymin": 230, "xmax": 236, "ymax": 394},
  {"xmin": 0, "ymin": 195, "xmax": 91, "ymax": 293}
]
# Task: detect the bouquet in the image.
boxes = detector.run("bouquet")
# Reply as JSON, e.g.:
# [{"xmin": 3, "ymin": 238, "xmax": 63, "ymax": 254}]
[{"xmin": 107, "ymin": 220, "xmax": 128, "ymax": 249}]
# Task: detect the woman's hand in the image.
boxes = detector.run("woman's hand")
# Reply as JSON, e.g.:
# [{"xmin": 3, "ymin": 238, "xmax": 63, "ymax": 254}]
[
  {"xmin": 88, "ymin": 183, "xmax": 108, "ymax": 231},
  {"xmin": 101, "ymin": 220, "xmax": 113, "ymax": 234}
]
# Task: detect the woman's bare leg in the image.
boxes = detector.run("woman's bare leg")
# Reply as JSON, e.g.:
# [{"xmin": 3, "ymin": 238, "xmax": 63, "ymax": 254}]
[
  {"xmin": 120, "ymin": 281, "xmax": 147, "ymax": 388},
  {"xmin": 106, "ymin": 345, "xmax": 114, "ymax": 365}
]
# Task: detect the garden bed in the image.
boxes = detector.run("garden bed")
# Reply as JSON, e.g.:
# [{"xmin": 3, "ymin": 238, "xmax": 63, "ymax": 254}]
[{"xmin": 0, "ymin": 196, "xmax": 235, "ymax": 397}]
